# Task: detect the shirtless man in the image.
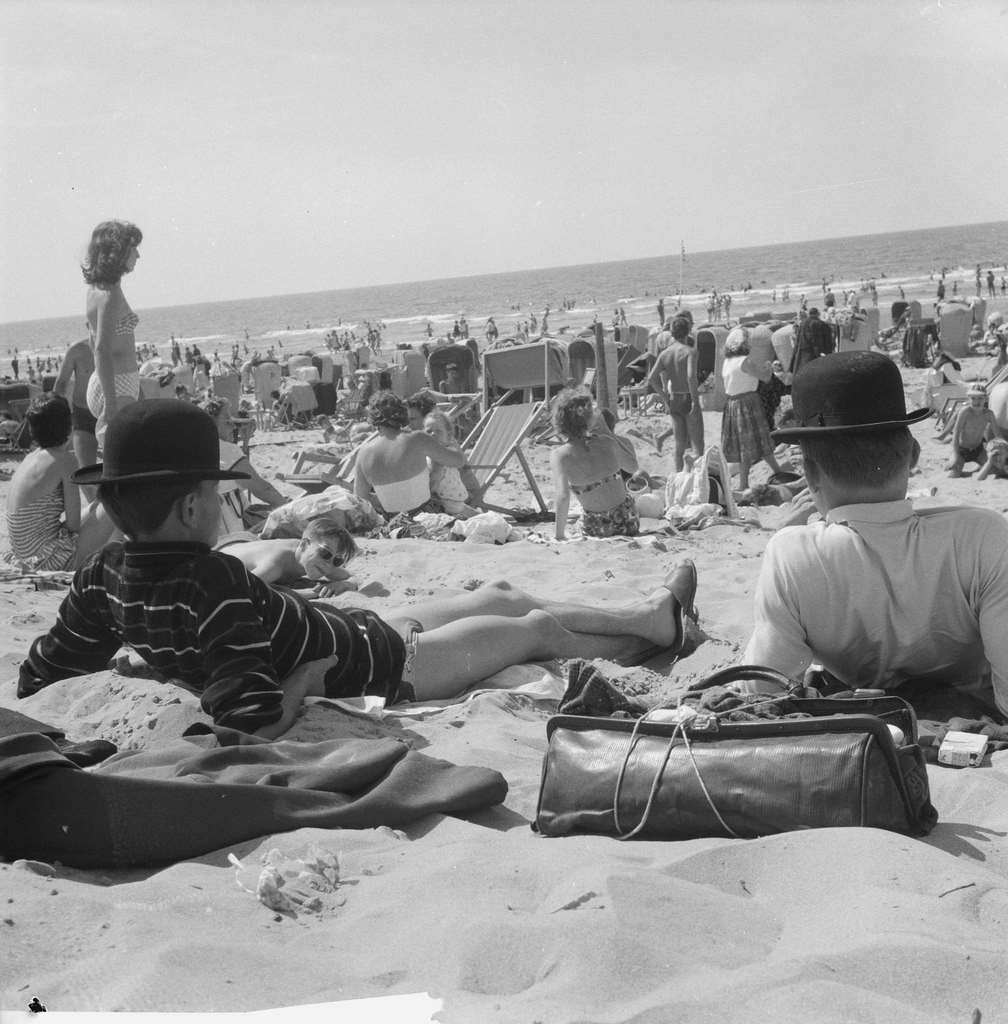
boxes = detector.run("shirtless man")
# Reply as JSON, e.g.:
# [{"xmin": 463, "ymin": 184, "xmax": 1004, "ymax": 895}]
[
  {"xmin": 53, "ymin": 337, "xmax": 98, "ymax": 495},
  {"xmin": 647, "ymin": 318, "xmax": 700, "ymax": 469},
  {"xmin": 222, "ymin": 520, "xmax": 359, "ymax": 598},
  {"xmin": 948, "ymin": 387, "xmax": 1002, "ymax": 478}
]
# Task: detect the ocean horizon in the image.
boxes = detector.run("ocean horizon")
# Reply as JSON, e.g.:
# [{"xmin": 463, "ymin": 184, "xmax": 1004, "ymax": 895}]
[{"xmin": 3, "ymin": 219, "xmax": 1005, "ymax": 361}]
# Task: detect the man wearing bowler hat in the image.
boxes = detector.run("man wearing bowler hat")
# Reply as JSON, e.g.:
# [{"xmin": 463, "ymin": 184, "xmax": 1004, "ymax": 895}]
[{"xmin": 744, "ymin": 350, "xmax": 1008, "ymax": 719}]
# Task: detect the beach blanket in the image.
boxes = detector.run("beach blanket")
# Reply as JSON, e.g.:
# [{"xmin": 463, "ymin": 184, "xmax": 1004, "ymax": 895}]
[{"xmin": 0, "ymin": 727, "xmax": 507, "ymax": 869}]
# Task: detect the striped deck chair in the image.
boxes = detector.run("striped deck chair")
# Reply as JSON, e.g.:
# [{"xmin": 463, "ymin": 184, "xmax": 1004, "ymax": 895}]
[{"xmin": 462, "ymin": 397, "xmax": 550, "ymax": 514}]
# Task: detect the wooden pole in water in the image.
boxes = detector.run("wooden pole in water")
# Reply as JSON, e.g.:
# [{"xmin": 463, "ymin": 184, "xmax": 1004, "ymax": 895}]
[{"xmin": 593, "ymin": 320, "xmax": 612, "ymax": 415}]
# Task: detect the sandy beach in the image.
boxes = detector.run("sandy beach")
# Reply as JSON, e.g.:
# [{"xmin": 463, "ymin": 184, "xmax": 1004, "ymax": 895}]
[{"xmin": 2, "ymin": 282, "xmax": 1007, "ymax": 1023}]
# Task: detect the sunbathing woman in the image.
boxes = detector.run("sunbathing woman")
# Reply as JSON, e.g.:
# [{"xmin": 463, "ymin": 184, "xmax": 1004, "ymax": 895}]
[
  {"xmin": 5, "ymin": 395, "xmax": 116, "ymax": 571},
  {"xmin": 83, "ymin": 220, "xmax": 143, "ymax": 446},
  {"xmin": 354, "ymin": 391, "xmax": 466, "ymax": 515},
  {"xmin": 550, "ymin": 389, "xmax": 640, "ymax": 540}
]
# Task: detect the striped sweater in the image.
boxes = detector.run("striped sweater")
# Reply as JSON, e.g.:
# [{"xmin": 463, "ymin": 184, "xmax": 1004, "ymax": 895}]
[{"xmin": 18, "ymin": 541, "xmax": 368, "ymax": 732}]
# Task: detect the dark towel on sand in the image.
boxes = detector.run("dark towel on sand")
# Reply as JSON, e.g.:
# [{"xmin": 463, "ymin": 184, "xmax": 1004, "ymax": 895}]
[
  {"xmin": 558, "ymin": 659, "xmax": 650, "ymax": 718},
  {"xmin": 0, "ymin": 729, "xmax": 507, "ymax": 869}
]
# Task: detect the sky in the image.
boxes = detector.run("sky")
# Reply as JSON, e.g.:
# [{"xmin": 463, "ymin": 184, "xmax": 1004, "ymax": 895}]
[{"xmin": 2, "ymin": 0, "xmax": 1007, "ymax": 324}]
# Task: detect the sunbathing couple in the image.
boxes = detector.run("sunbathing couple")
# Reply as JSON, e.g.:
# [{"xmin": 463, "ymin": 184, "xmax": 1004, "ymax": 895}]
[{"xmin": 18, "ymin": 351, "xmax": 1008, "ymax": 738}]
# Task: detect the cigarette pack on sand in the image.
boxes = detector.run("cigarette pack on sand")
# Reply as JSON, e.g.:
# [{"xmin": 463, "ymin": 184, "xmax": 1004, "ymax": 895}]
[{"xmin": 937, "ymin": 731, "xmax": 989, "ymax": 768}]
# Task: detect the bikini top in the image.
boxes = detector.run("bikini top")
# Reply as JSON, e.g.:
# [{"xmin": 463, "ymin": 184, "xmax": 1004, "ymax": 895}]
[
  {"xmin": 115, "ymin": 309, "xmax": 140, "ymax": 336},
  {"xmin": 570, "ymin": 469, "xmax": 623, "ymax": 496}
]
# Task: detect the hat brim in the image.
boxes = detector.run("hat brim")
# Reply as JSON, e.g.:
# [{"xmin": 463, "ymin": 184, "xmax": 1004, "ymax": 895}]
[
  {"xmin": 771, "ymin": 406, "xmax": 931, "ymax": 442},
  {"xmin": 71, "ymin": 465, "xmax": 252, "ymax": 486}
]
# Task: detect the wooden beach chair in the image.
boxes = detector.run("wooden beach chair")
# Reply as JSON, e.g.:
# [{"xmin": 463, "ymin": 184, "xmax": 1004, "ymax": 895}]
[
  {"xmin": 461, "ymin": 395, "xmax": 550, "ymax": 514},
  {"xmin": 281, "ymin": 445, "xmax": 359, "ymax": 495}
]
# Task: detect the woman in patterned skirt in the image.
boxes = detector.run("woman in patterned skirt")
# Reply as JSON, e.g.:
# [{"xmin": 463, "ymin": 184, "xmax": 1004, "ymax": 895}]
[{"xmin": 720, "ymin": 327, "xmax": 786, "ymax": 490}]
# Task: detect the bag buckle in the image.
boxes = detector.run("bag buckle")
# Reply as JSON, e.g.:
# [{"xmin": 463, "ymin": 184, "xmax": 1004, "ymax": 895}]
[{"xmin": 685, "ymin": 713, "xmax": 719, "ymax": 734}]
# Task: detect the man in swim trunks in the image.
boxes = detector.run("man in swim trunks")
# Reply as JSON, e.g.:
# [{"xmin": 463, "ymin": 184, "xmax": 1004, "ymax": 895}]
[
  {"xmin": 647, "ymin": 318, "xmax": 700, "ymax": 468},
  {"xmin": 20, "ymin": 401, "xmax": 698, "ymax": 739},
  {"xmin": 53, "ymin": 337, "xmax": 98, "ymax": 493}
]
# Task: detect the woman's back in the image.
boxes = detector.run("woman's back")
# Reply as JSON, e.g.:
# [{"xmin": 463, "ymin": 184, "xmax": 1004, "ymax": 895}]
[
  {"xmin": 358, "ymin": 431, "xmax": 430, "ymax": 486},
  {"xmin": 554, "ymin": 434, "xmax": 632, "ymax": 511}
]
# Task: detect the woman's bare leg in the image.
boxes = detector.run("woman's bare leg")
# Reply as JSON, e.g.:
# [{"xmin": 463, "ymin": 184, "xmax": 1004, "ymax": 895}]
[
  {"xmin": 402, "ymin": 609, "xmax": 652, "ymax": 700},
  {"xmin": 383, "ymin": 578, "xmax": 681, "ymax": 647}
]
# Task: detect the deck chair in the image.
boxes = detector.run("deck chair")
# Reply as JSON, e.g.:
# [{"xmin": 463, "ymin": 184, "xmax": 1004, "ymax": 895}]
[
  {"xmin": 936, "ymin": 395, "xmax": 967, "ymax": 432},
  {"xmin": 282, "ymin": 445, "xmax": 359, "ymax": 495},
  {"xmin": 461, "ymin": 396, "xmax": 550, "ymax": 514}
]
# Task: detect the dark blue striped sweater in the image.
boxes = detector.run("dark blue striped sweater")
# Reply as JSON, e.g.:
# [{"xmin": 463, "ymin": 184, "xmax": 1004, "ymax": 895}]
[{"xmin": 18, "ymin": 541, "xmax": 366, "ymax": 732}]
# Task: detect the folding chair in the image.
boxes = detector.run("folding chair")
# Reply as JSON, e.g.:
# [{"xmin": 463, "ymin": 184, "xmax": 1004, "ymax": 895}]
[
  {"xmin": 461, "ymin": 396, "xmax": 550, "ymax": 514},
  {"xmin": 281, "ymin": 445, "xmax": 359, "ymax": 495},
  {"xmin": 936, "ymin": 395, "xmax": 967, "ymax": 431}
]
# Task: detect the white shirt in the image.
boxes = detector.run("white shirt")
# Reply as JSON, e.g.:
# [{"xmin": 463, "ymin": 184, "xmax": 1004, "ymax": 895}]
[
  {"xmin": 722, "ymin": 355, "xmax": 758, "ymax": 396},
  {"xmin": 744, "ymin": 500, "xmax": 1008, "ymax": 715}
]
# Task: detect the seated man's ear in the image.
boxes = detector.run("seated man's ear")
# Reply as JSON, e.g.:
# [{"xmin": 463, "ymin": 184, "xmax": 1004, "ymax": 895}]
[{"xmin": 910, "ymin": 439, "xmax": 921, "ymax": 470}]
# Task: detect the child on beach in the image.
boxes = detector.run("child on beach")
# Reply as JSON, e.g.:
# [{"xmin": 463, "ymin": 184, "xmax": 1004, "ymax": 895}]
[
  {"xmin": 20, "ymin": 400, "xmax": 697, "ymax": 738},
  {"xmin": 221, "ymin": 519, "xmax": 359, "ymax": 597},
  {"xmin": 946, "ymin": 386, "xmax": 1002, "ymax": 477},
  {"xmin": 423, "ymin": 410, "xmax": 478, "ymax": 518},
  {"xmin": 744, "ymin": 351, "xmax": 1008, "ymax": 718}
]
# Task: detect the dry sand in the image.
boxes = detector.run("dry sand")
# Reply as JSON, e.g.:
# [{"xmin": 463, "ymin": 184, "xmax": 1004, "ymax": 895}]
[{"xmin": 2, "ymin": 289, "xmax": 1007, "ymax": 1022}]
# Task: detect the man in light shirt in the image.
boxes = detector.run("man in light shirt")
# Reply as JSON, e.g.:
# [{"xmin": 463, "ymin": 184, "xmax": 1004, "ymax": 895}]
[{"xmin": 744, "ymin": 351, "xmax": 1008, "ymax": 718}]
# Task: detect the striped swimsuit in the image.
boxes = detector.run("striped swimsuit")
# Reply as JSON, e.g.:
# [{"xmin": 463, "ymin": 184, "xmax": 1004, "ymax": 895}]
[
  {"xmin": 87, "ymin": 309, "xmax": 141, "ymax": 444},
  {"xmin": 5, "ymin": 485, "xmax": 76, "ymax": 571}
]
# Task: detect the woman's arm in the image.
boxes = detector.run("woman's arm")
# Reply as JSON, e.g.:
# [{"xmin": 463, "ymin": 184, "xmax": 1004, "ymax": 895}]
[
  {"xmin": 415, "ymin": 433, "xmax": 466, "ymax": 467},
  {"xmin": 550, "ymin": 448, "xmax": 572, "ymax": 541},
  {"xmin": 93, "ymin": 292, "xmax": 121, "ymax": 420},
  {"xmin": 59, "ymin": 453, "xmax": 82, "ymax": 533}
]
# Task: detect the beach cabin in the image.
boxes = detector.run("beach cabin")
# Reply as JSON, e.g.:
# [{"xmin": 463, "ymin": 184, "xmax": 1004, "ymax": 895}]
[
  {"xmin": 771, "ymin": 324, "xmax": 795, "ymax": 370},
  {"xmin": 937, "ymin": 301, "xmax": 973, "ymax": 358},
  {"xmin": 210, "ymin": 364, "xmax": 242, "ymax": 408},
  {"xmin": 427, "ymin": 343, "xmax": 478, "ymax": 394},
  {"xmin": 252, "ymin": 361, "xmax": 283, "ymax": 406},
  {"xmin": 695, "ymin": 325, "xmax": 729, "ymax": 411},
  {"xmin": 566, "ymin": 337, "xmax": 620, "ymax": 400},
  {"xmin": 387, "ymin": 348, "xmax": 427, "ymax": 399},
  {"xmin": 482, "ymin": 339, "xmax": 569, "ymax": 405},
  {"xmin": 837, "ymin": 308, "xmax": 880, "ymax": 352}
]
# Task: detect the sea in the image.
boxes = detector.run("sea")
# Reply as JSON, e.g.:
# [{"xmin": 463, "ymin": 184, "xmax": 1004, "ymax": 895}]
[{"xmin": 2, "ymin": 220, "xmax": 1005, "ymax": 366}]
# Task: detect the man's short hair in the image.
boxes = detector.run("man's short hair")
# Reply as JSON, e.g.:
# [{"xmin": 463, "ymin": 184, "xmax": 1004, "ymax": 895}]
[
  {"xmin": 26, "ymin": 394, "xmax": 71, "ymax": 449},
  {"xmin": 97, "ymin": 479, "xmax": 202, "ymax": 537},
  {"xmin": 302, "ymin": 518, "xmax": 358, "ymax": 566},
  {"xmin": 671, "ymin": 318, "xmax": 690, "ymax": 341},
  {"xmin": 800, "ymin": 427, "xmax": 915, "ymax": 490}
]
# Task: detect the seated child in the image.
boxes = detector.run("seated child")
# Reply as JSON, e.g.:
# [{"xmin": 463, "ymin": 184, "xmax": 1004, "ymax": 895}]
[
  {"xmin": 423, "ymin": 410, "xmax": 478, "ymax": 518},
  {"xmin": 744, "ymin": 351, "xmax": 1008, "ymax": 719},
  {"xmin": 20, "ymin": 401, "xmax": 696, "ymax": 739},
  {"xmin": 977, "ymin": 437, "xmax": 1008, "ymax": 481},
  {"xmin": 222, "ymin": 519, "xmax": 359, "ymax": 597},
  {"xmin": 947, "ymin": 386, "xmax": 1002, "ymax": 477}
]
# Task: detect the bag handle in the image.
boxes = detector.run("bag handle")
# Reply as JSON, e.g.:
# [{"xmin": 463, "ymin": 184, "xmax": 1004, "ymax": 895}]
[
  {"xmin": 612, "ymin": 713, "xmax": 742, "ymax": 841},
  {"xmin": 686, "ymin": 664, "xmax": 796, "ymax": 695}
]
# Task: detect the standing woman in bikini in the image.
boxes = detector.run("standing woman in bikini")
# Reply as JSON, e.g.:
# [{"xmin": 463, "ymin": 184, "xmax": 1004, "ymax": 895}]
[
  {"xmin": 82, "ymin": 220, "xmax": 143, "ymax": 445},
  {"xmin": 551, "ymin": 389, "xmax": 640, "ymax": 540}
]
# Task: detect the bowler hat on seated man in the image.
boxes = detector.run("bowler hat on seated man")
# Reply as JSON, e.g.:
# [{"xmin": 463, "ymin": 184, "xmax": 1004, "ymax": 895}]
[
  {"xmin": 73, "ymin": 400, "xmax": 251, "ymax": 485},
  {"xmin": 772, "ymin": 350, "xmax": 930, "ymax": 442}
]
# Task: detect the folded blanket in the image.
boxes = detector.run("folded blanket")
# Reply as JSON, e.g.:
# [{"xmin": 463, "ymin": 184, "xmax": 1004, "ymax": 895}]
[{"xmin": 0, "ymin": 730, "xmax": 507, "ymax": 869}]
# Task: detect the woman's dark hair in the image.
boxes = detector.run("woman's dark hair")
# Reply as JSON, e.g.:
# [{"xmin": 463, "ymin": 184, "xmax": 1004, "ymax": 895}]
[
  {"xmin": 552, "ymin": 388, "xmax": 594, "ymax": 440},
  {"xmin": 800, "ymin": 427, "xmax": 915, "ymax": 490},
  {"xmin": 368, "ymin": 390, "xmax": 409, "ymax": 430},
  {"xmin": 26, "ymin": 394, "xmax": 71, "ymax": 449},
  {"xmin": 405, "ymin": 390, "xmax": 438, "ymax": 418},
  {"xmin": 97, "ymin": 479, "xmax": 202, "ymax": 537},
  {"xmin": 81, "ymin": 220, "xmax": 142, "ymax": 286}
]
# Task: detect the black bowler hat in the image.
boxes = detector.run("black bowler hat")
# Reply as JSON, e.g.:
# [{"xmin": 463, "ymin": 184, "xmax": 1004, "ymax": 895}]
[
  {"xmin": 772, "ymin": 351, "xmax": 930, "ymax": 442},
  {"xmin": 72, "ymin": 400, "xmax": 251, "ymax": 485}
]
